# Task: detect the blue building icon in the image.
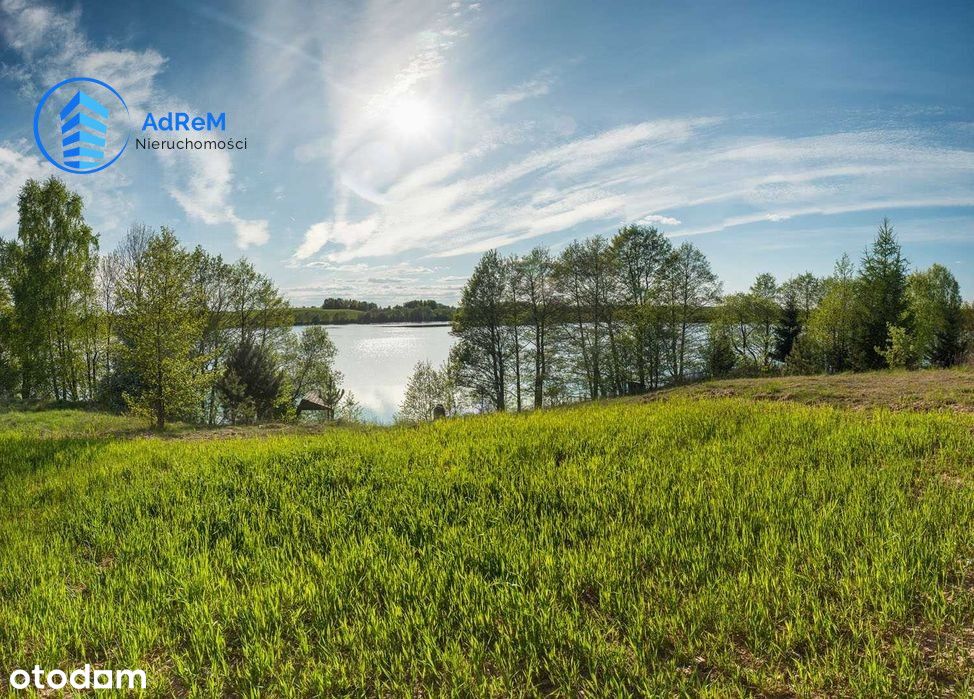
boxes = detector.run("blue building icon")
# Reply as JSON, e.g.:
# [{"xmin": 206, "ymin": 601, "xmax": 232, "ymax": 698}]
[{"xmin": 59, "ymin": 90, "xmax": 109, "ymax": 170}]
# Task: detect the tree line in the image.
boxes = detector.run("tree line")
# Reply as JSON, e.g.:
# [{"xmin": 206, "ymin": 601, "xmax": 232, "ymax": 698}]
[
  {"xmin": 0, "ymin": 177, "xmax": 350, "ymax": 428},
  {"xmin": 293, "ymin": 299, "xmax": 455, "ymax": 325},
  {"xmin": 398, "ymin": 221, "xmax": 970, "ymax": 421}
]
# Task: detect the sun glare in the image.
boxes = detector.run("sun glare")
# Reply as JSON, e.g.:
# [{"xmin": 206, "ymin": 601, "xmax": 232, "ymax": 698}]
[{"xmin": 388, "ymin": 96, "xmax": 436, "ymax": 140}]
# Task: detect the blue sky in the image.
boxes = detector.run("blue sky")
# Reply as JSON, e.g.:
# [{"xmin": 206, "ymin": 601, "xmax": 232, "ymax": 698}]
[{"xmin": 1, "ymin": 0, "xmax": 972, "ymax": 304}]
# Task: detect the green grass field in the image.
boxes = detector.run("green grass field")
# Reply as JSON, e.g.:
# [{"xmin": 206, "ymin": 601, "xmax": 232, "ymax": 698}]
[{"xmin": 2, "ymin": 375, "xmax": 973, "ymax": 696}]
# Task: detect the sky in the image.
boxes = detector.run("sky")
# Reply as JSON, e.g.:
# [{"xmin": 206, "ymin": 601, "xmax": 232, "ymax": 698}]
[{"xmin": 0, "ymin": 0, "xmax": 972, "ymax": 305}]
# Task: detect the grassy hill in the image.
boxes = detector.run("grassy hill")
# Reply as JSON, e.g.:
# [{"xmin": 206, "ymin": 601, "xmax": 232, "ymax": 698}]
[
  {"xmin": 643, "ymin": 367, "xmax": 974, "ymax": 412},
  {"xmin": 1, "ymin": 373, "xmax": 973, "ymax": 695}
]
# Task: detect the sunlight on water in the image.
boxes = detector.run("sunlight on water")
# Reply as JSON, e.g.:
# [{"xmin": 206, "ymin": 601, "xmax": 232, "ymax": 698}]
[{"xmin": 294, "ymin": 324, "xmax": 455, "ymax": 423}]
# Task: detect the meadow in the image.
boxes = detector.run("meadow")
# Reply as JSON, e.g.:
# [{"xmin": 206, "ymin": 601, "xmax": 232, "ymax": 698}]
[{"xmin": 1, "ymin": 373, "xmax": 973, "ymax": 696}]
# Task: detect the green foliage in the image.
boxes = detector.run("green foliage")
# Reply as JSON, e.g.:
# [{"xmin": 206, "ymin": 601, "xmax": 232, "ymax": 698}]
[
  {"xmin": 1, "ymin": 397, "xmax": 972, "ymax": 695},
  {"xmin": 773, "ymin": 292, "xmax": 802, "ymax": 363},
  {"xmin": 217, "ymin": 340, "xmax": 283, "ymax": 424},
  {"xmin": 283, "ymin": 325, "xmax": 342, "ymax": 404},
  {"xmin": 906, "ymin": 263, "xmax": 965, "ymax": 367},
  {"xmin": 703, "ymin": 323, "xmax": 736, "ymax": 378},
  {"xmin": 6, "ymin": 177, "xmax": 99, "ymax": 401},
  {"xmin": 293, "ymin": 300, "xmax": 454, "ymax": 325},
  {"xmin": 805, "ymin": 254, "xmax": 859, "ymax": 373},
  {"xmin": 878, "ymin": 324, "xmax": 919, "ymax": 370},
  {"xmin": 116, "ymin": 228, "xmax": 207, "ymax": 429},
  {"xmin": 718, "ymin": 274, "xmax": 780, "ymax": 371},
  {"xmin": 778, "ymin": 272, "xmax": 824, "ymax": 319},
  {"xmin": 453, "ymin": 249, "xmax": 511, "ymax": 411},
  {"xmin": 396, "ymin": 359, "xmax": 462, "ymax": 423},
  {"xmin": 855, "ymin": 219, "xmax": 909, "ymax": 369}
]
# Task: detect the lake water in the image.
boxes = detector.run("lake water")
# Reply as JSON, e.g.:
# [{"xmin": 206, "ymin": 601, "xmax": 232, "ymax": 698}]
[{"xmin": 297, "ymin": 324, "xmax": 455, "ymax": 423}]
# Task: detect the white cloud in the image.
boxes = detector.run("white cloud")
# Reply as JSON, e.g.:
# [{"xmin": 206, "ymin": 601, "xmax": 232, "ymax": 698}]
[
  {"xmin": 485, "ymin": 72, "xmax": 555, "ymax": 113},
  {"xmin": 639, "ymin": 214, "xmax": 682, "ymax": 227},
  {"xmin": 0, "ymin": 145, "xmax": 46, "ymax": 231}
]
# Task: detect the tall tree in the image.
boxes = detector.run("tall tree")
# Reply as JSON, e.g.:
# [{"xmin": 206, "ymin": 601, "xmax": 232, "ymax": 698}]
[
  {"xmin": 0, "ymin": 244, "xmax": 17, "ymax": 398},
  {"xmin": 773, "ymin": 291, "xmax": 802, "ymax": 363},
  {"xmin": 555, "ymin": 238, "xmax": 618, "ymax": 399},
  {"xmin": 516, "ymin": 247, "xmax": 557, "ymax": 408},
  {"xmin": 805, "ymin": 254, "xmax": 858, "ymax": 373},
  {"xmin": 116, "ymin": 228, "xmax": 205, "ymax": 429},
  {"xmin": 8, "ymin": 177, "xmax": 98, "ymax": 400},
  {"xmin": 611, "ymin": 224, "xmax": 672, "ymax": 391},
  {"xmin": 660, "ymin": 243, "xmax": 721, "ymax": 380},
  {"xmin": 283, "ymin": 325, "xmax": 341, "ymax": 403},
  {"xmin": 906, "ymin": 264, "xmax": 965, "ymax": 367},
  {"xmin": 505, "ymin": 255, "xmax": 525, "ymax": 412},
  {"xmin": 855, "ymin": 219, "xmax": 909, "ymax": 369},
  {"xmin": 453, "ymin": 250, "xmax": 510, "ymax": 411}
]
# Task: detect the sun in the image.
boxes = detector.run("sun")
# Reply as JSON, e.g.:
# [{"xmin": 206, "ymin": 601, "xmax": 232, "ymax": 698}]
[{"xmin": 388, "ymin": 95, "xmax": 436, "ymax": 140}]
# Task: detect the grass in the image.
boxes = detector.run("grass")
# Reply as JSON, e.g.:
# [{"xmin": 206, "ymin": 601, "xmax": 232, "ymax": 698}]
[
  {"xmin": 645, "ymin": 366, "xmax": 974, "ymax": 412},
  {"xmin": 1, "ymin": 377, "xmax": 973, "ymax": 695}
]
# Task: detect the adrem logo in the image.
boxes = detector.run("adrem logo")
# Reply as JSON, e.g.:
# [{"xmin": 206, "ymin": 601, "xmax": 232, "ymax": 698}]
[
  {"xmin": 33, "ymin": 77, "xmax": 129, "ymax": 174},
  {"xmin": 34, "ymin": 77, "xmax": 233, "ymax": 173}
]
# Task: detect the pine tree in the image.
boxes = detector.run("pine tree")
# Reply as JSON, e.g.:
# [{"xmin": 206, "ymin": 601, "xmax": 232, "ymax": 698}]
[
  {"xmin": 773, "ymin": 293, "xmax": 802, "ymax": 363},
  {"xmin": 704, "ymin": 324, "xmax": 736, "ymax": 378},
  {"xmin": 855, "ymin": 219, "xmax": 909, "ymax": 369},
  {"xmin": 218, "ymin": 340, "xmax": 283, "ymax": 423}
]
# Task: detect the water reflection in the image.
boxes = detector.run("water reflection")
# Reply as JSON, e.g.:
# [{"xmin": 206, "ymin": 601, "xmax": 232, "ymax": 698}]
[{"xmin": 294, "ymin": 323, "xmax": 455, "ymax": 423}]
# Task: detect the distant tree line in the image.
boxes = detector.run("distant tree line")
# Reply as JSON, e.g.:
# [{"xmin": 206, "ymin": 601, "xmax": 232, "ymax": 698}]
[
  {"xmin": 294, "ymin": 299, "xmax": 455, "ymax": 325},
  {"xmin": 0, "ymin": 178, "xmax": 351, "ymax": 428},
  {"xmin": 422, "ymin": 220, "xmax": 970, "ymax": 419},
  {"xmin": 321, "ymin": 297, "xmax": 379, "ymax": 311}
]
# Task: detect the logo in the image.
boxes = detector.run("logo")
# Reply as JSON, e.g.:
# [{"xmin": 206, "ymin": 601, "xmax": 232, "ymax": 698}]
[{"xmin": 33, "ymin": 77, "xmax": 130, "ymax": 174}]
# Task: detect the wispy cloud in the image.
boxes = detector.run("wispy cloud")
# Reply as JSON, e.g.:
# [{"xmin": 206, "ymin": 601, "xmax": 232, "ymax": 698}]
[
  {"xmin": 297, "ymin": 107, "xmax": 974, "ymax": 262},
  {"xmin": 485, "ymin": 71, "xmax": 556, "ymax": 113},
  {"xmin": 639, "ymin": 214, "xmax": 682, "ymax": 227}
]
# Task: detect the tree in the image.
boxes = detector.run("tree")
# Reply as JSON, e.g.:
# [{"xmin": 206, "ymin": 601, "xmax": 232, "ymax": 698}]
[
  {"xmin": 191, "ymin": 249, "xmax": 236, "ymax": 423},
  {"xmin": 804, "ymin": 254, "xmax": 858, "ymax": 373},
  {"xmin": 116, "ymin": 228, "xmax": 206, "ymax": 429},
  {"xmin": 611, "ymin": 224, "xmax": 672, "ymax": 391},
  {"xmin": 284, "ymin": 325, "xmax": 341, "ymax": 402},
  {"xmin": 748, "ymin": 273, "xmax": 780, "ymax": 369},
  {"xmin": 855, "ymin": 219, "xmax": 909, "ymax": 369},
  {"xmin": 773, "ymin": 292, "xmax": 802, "ymax": 363},
  {"xmin": 878, "ymin": 325, "xmax": 918, "ymax": 370},
  {"xmin": 337, "ymin": 391, "xmax": 364, "ymax": 423},
  {"xmin": 906, "ymin": 264, "xmax": 964, "ymax": 367},
  {"xmin": 660, "ymin": 243, "xmax": 721, "ymax": 380},
  {"xmin": 505, "ymin": 255, "xmax": 525, "ymax": 412},
  {"xmin": 554, "ymin": 237, "xmax": 621, "ymax": 399},
  {"xmin": 396, "ymin": 359, "xmax": 461, "ymax": 423},
  {"xmin": 7, "ymin": 177, "xmax": 98, "ymax": 401},
  {"xmin": 452, "ymin": 250, "xmax": 510, "ymax": 411},
  {"xmin": 0, "ymin": 247, "xmax": 18, "ymax": 398},
  {"xmin": 704, "ymin": 323, "xmax": 736, "ymax": 378},
  {"xmin": 217, "ymin": 339, "xmax": 283, "ymax": 423},
  {"xmin": 779, "ymin": 272, "xmax": 824, "ymax": 320},
  {"xmin": 719, "ymin": 277, "xmax": 782, "ymax": 372},
  {"xmin": 516, "ymin": 247, "xmax": 557, "ymax": 408}
]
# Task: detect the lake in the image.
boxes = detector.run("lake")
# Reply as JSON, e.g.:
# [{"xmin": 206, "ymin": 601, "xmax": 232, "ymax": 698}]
[{"xmin": 297, "ymin": 323, "xmax": 455, "ymax": 423}]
